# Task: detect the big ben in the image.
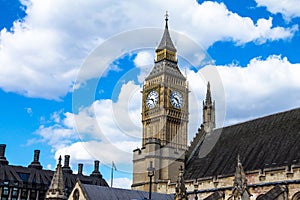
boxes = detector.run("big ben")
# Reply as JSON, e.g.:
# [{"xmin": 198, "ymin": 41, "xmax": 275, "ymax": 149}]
[{"xmin": 132, "ymin": 13, "xmax": 188, "ymax": 192}]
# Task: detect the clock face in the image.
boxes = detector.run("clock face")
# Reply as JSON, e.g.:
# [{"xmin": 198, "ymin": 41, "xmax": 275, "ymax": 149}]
[
  {"xmin": 146, "ymin": 90, "xmax": 158, "ymax": 109},
  {"xmin": 170, "ymin": 90, "xmax": 183, "ymax": 109}
]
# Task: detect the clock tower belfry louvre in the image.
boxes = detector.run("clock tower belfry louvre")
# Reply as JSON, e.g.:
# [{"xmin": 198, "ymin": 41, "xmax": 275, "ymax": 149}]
[{"xmin": 132, "ymin": 14, "xmax": 189, "ymax": 192}]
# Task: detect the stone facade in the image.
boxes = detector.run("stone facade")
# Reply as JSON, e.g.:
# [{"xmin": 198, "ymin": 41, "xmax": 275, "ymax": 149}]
[
  {"xmin": 132, "ymin": 15, "xmax": 300, "ymax": 200},
  {"xmin": 132, "ymin": 14, "xmax": 188, "ymax": 192},
  {"xmin": 163, "ymin": 164, "xmax": 300, "ymax": 199},
  {"xmin": 45, "ymin": 156, "xmax": 67, "ymax": 200}
]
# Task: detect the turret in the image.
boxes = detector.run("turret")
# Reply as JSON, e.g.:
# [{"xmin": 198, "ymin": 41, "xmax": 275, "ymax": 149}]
[{"xmin": 202, "ymin": 82, "xmax": 215, "ymax": 132}]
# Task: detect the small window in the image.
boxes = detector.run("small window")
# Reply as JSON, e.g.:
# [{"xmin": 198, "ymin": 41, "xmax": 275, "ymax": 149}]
[
  {"xmin": 30, "ymin": 189, "xmax": 36, "ymax": 200},
  {"xmin": 12, "ymin": 187, "xmax": 18, "ymax": 197},
  {"xmin": 21, "ymin": 189, "xmax": 28, "ymax": 198},
  {"xmin": 3, "ymin": 187, "xmax": 9, "ymax": 195}
]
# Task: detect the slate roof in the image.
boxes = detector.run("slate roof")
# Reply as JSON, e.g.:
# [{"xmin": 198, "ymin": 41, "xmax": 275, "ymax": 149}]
[
  {"xmin": 156, "ymin": 18, "xmax": 176, "ymax": 53},
  {"xmin": 185, "ymin": 107, "xmax": 300, "ymax": 180},
  {"xmin": 145, "ymin": 60, "xmax": 186, "ymax": 81},
  {"xmin": 145, "ymin": 16, "xmax": 184, "ymax": 81},
  {"xmin": 81, "ymin": 184, "xmax": 174, "ymax": 200},
  {"xmin": 0, "ymin": 164, "xmax": 108, "ymax": 191}
]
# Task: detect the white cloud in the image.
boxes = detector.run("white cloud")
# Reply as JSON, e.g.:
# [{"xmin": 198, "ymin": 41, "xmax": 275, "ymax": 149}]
[
  {"xmin": 108, "ymin": 177, "xmax": 132, "ymax": 189},
  {"xmin": 133, "ymin": 51, "xmax": 154, "ymax": 83},
  {"xmin": 182, "ymin": 55, "xmax": 300, "ymax": 141},
  {"xmin": 256, "ymin": 0, "xmax": 300, "ymax": 20},
  {"xmin": 46, "ymin": 164, "xmax": 53, "ymax": 170},
  {"xmin": 25, "ymin": 107, "xmax": 33, "ymax": 116},
  {"xmin": 34, "ymin": 123, "xmax": 78, "ymax": 150},
  {"xmin": 216, "ymin": 55, "xmax": 300, "ymax": 124},
  {"xmin": 55, "ymin": 141, "xmax": 139, "ymax": 166},
  {"xmin": 0, "ymin": 0, "xmax": 297, "ymax": 99},
  {"xmin": 32, "ymin": 81, "xmax": 142, "ymax": 169},
  {"xmin": 185, "ymin": 2, "xmax": 298, "ymax": 46},
  {"xmin": 134, "ymin": 51, "xmax": 154, "ymax": 68}
]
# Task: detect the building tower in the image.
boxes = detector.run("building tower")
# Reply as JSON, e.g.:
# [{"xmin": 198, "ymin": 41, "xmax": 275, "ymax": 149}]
[
  {"xmin": 132, "ymin": 13, "xmax": 189, "ymax": 192},
  {"xmin": 45, "ymin": 156, "xmax": 67, "ymax": 200},
  {"xmin": 202, "ymin": 82, "xmax": 215, "ymax": 132}
]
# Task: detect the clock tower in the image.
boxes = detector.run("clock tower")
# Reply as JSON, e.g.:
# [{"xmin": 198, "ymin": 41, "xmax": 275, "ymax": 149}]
[{"xmin": 132, "ymin": 13, "xmax": 189, "ymax": 192}]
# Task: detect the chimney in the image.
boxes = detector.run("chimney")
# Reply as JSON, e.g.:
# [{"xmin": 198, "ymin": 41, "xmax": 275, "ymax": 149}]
[
  {"xmin": 90, "ymin": 160, "xmax": 102, "ymax": 178},
  {"xmin": 62, "ymin": 155, "xmax": 73, "ymax": 174},
  {"xmin": 0, "ymin": 144, "xmax": 9, "ymax": 165},
  {"xmin": 64, "ymin": 155, "xmax": 70, "ymax": 167},
  {"xmin": 28, "ymin": 150, "xmax": 42, "ymax": 169},
  {"xmin": 78, "ymin": 163, "xmax": 83, "ymax": 175},
  {"xmin": 34, "ymin": 149, "xmax": 40, "ymax": 162}
]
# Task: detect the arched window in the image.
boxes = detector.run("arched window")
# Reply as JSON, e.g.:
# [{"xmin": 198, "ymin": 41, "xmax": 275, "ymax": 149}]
[
  {"xmin": 292, "ymin": 192, "xmax": 300, "ymax": 200},
  {"xmin": 73, "ymin": 189, "xmax": 79, "ymax": 200}
]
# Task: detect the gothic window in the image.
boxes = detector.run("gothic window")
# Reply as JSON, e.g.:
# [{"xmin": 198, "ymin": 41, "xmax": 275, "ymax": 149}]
[
  {"xmin": 73, "ymin": 189, "xmax": 79, "ymax": 200},
  {"xmin": 292, "ymin": 192, "xmax": 300, "ymax": 200}
]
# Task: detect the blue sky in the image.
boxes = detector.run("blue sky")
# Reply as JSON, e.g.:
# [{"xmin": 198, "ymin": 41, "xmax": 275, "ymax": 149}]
[{"xmin": 0, "ymin": 0, "xmax": 300, "ymax": 188}]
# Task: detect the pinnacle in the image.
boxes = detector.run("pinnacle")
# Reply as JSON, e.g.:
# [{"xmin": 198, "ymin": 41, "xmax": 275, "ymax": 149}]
[{"xmin": 156, "ymin": 13, "xmax": 176, "ymax": 53}]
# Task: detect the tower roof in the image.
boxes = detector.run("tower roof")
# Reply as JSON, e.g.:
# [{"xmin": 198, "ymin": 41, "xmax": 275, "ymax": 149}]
[
  {"xmin": 146, "ymin": 12, "xmax": 185, "ymax": 80},
  {"xmin": 46, "ymin": 156, "xmax": 67, "ymax": 200},
  {"xmin": 156, "ymin": 11, "xmax": 176, "ymax": 53},
  {"xmin": 205, "ymin": 82, "xmax": 212, "ymax": 105}
]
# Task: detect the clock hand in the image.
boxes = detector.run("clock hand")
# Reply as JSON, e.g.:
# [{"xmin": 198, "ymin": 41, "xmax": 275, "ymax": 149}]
[{"xmin": 174, "ymin": 98, "xmax": 179, "ymax": 104}]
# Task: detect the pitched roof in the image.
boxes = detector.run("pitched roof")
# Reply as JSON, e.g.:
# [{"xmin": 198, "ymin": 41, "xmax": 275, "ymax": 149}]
[
  {"xmin": 0, "ymin": 164, "xmax": 108, "ymax": 190},
  {"xmin": 46, "ymin": 156, "xmax": 66, "ymax": 199},
  {"xmin": 156, "ymin": 18, "xmax": 176, "ymax": 53},
  {"xmin": 185, "ymin": 107, "xmax": 300, "ymax": 180},
  {"xmin": 81, "ymin": 184, "xmax": 174, "ymax": 200},
  {"xmin": 145, "ymin": 60, "xmax": 185, "ymax": 81}
]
